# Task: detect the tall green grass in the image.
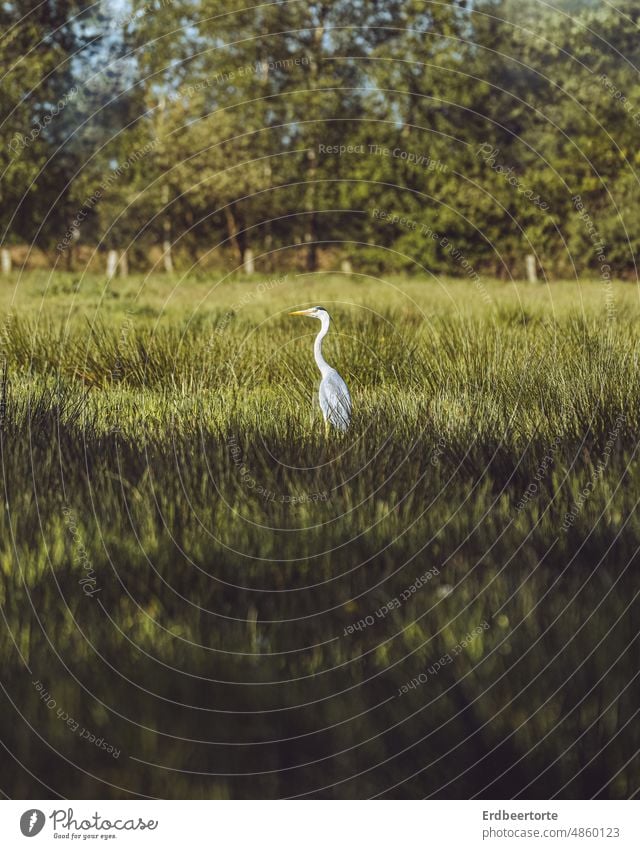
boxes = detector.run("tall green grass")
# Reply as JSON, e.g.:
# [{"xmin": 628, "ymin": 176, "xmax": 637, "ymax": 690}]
[{"xmin": 1, "ymin": 274, "xmax": 639, "ymax": 798}]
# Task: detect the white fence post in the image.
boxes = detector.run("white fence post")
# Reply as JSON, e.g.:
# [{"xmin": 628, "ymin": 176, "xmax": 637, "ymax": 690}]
[
  {"xmin": 243, "ymin": 248, "xmax": 255, "ymax": 275},
  {"xmin": 162, "ymin": 240, "xmax": 174, "ymax": 273},
  {"xmin": 1, "ymin": 249, "xmax": 11, "ymax": 274},
  {"xmin": 106, "ymin": 249, "xmax": 118, "ymax": 279}
]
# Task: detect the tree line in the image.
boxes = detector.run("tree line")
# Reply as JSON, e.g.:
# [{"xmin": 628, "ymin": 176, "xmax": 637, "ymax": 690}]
[{"xmin": 1, "ymin": 0, "xmax": 639, "ymax": 279}]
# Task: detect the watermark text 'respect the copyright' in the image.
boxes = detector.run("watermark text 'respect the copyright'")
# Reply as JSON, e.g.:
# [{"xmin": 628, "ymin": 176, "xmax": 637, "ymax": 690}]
[{"xmin": 319, "ymin": 142, "xmax": 447, "ymax": 173}]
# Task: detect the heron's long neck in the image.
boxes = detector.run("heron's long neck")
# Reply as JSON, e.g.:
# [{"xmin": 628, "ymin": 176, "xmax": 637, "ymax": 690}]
[{"xmin": 314, "ymin": 314, "xmax": 332, "ymax": 376}]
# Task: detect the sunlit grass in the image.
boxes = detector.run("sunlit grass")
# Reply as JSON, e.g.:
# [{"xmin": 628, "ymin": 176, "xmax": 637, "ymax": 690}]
[{"xmin": 1, "ymin": 273, "xmax": 640, "ymax": 798}]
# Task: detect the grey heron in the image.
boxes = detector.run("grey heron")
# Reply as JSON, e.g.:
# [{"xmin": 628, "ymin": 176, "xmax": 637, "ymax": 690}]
[{"xmin": 289, "ymin": 306, "xmax": 352, "ymax": 431}]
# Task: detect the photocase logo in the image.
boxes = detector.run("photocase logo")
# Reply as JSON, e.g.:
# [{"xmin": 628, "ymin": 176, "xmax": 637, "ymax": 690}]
[{"xmin": 20, "ymin": 809, "xmax": 45, "ymax": 837}]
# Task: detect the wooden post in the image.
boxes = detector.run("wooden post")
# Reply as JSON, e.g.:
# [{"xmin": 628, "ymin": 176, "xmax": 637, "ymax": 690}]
[
  {"xmin": 525, "ymin": 254, "xmax": 538, "ymax": 283},
  {"xmin": 1, "ymin": 249, "xmax": 11, "ymax": 274},
  {"xmin": 118, "ymin": 252, "xmax": 128, "ymax": 277},
  {"xmin": 106, "ymin": 249, "xmax": 118, "ymax": 279}
]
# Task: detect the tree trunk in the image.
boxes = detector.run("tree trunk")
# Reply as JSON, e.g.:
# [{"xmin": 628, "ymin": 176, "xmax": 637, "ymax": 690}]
[
  {"xmin": 223, "ymin": 205, "xmax": 243, "ymax": 266},
  {"xmin": 305, "ymin": 152, "xmax": 318, "ymax": 272},
  {"xmin": 302, "ymin": 17, "xmax": 325, "ymax": 274},
  {"xmin": 162, "ymin": 184, "xmax": 173, "ymax": 272},
  {"xmin": 265, "ymin": 231, "xmax": 273, "ymax": 272}
]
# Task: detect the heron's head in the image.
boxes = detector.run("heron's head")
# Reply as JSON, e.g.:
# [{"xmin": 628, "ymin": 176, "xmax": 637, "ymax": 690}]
[{"xmin": 289, "ymin": 306, "xmax": 330, "ymax": 321}]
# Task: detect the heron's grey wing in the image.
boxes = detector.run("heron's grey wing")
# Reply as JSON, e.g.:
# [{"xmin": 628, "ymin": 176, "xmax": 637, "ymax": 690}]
[{"xmin": 319, "ymin": 369, "xmax": 352, "ymax": 431}]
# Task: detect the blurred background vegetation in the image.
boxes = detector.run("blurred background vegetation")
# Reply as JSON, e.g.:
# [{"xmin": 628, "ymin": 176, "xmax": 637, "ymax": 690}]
[{"xmin": 1, "ymin": 0, "xmax": 639, "ymax": 279}]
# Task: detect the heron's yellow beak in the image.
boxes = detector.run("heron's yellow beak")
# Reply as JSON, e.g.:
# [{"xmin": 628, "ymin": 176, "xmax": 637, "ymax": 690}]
[{"xmin": 289, "ymin": 309, "xmax": 313, "ymax": 316}]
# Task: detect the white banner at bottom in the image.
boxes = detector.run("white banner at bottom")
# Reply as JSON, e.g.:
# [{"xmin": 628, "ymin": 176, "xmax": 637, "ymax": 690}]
[{"xmin": 0, "ymin": 800, "xmax": 637, "ymax": 848}]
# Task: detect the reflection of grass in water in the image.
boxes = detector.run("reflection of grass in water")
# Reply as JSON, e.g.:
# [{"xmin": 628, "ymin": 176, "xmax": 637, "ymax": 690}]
[{"xmin": 1, "ymin": 274, "xmax": 640, "ymax": 798}]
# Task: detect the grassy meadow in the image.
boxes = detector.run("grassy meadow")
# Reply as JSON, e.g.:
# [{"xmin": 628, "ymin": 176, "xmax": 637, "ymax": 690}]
[{"xmin": 2, "ymin": 270, "xmax": 640, "ymax": 798}]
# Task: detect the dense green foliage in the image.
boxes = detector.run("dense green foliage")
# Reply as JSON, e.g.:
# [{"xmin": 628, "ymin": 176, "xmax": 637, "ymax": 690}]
[
  {"xmin": 1, "ymin": 273, "xmax": 639, "ymax": 797},
  {"xmin": 2, "ymin": 1, "xmax": 640, "ymax": 279}
]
